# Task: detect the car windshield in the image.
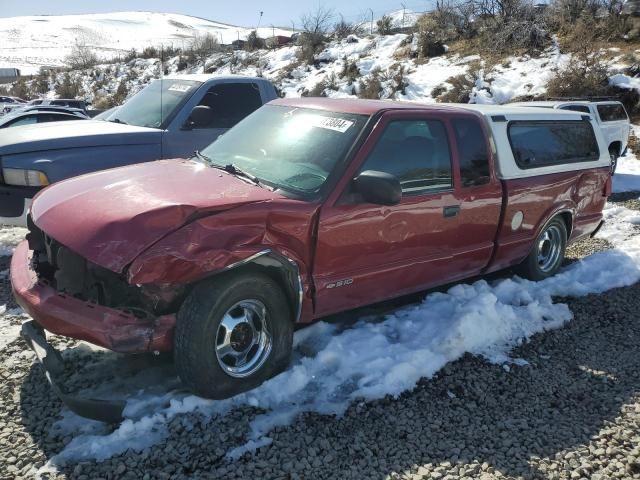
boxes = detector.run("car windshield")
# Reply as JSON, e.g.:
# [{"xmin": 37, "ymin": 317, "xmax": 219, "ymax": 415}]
[
  {"xmin": 200, "ymin": 105, "xmax": 368, "ymax": 195},
  {"xmin": 100, "ymin": 79, "xmax": 200, "ymax": 129}
]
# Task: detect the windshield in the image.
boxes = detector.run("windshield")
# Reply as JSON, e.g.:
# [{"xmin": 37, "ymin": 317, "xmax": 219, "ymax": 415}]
[
  {"xmin": 200, "ymin": 105, "xmax": 368, "ymax": 195},
  {"xmin": 101, "ymin": 79, "xmax": 200, "ymax": 129}
]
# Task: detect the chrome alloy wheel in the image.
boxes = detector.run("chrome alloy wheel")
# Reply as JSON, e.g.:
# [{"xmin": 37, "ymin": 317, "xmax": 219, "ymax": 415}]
[
  {"xmin": 215, "ymin": 299, "xmax": 272, "ymax": 378},
  {"xmin": 537, "ymin": 224, "xmax": 563, "ymax": 273}
]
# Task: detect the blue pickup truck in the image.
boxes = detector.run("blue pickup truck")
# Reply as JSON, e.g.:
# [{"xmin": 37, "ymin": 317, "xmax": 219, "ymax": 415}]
[{"xmin": 0, "ymin": 74, "xmax": 279, "ymax": 225}]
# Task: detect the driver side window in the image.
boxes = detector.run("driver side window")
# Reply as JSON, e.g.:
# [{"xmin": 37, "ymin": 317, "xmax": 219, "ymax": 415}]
[
  {"xmin": 358, "ymin": 119, "xmax": 453, "ymax": 195},
  {"xmin": 191, "ymin": 83, "xmax": 263, "ymax": 129}
]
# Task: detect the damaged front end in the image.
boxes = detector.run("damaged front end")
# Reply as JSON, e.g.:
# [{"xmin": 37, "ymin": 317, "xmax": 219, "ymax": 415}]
[
  {"xmin": 22, "ymin": 215, "xmax": 186, "ymax": 353},
  {"xmin": 12, "ymin": 219, "xmax": 192, "ymax": 423}
]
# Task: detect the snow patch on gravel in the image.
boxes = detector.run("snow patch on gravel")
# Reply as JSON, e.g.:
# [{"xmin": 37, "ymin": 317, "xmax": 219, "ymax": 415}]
[
  {"xmin": 0, "ymin": 306, "xmax": 21, "ymax": 350},
  {"xmin": 0, "ymin": 306, "xmax": 29, "ymax": 351},
  {"xmin": 0, "ymin": 227, "xmax": 27, "ymax": 257},
  {"xmin": 45, "ymin": 198, "xmax": 640, "ymax": 467}
]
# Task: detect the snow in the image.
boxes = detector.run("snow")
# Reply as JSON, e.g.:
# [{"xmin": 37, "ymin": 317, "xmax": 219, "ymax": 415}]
[
  {"xmin": 0, "ymin": 12, "xmax": 293, "ymax": 74},
  {"xmin": 609, "ymin": 73, "xmax": 640, "ymax": 91},
  {"xmin": 0, "ymin": 305, "xmax": 22, "ymax": 350},
  {"xmin": 43, "ymin": 157, "xmax": 640, "ymax": 467},
  {"xmin": 0, "ymin": 227, "xmax": 27, "ymax": 257},
  {"xmin": 613, "ymin": 125, "xmax": 640, "ymax": 193}
]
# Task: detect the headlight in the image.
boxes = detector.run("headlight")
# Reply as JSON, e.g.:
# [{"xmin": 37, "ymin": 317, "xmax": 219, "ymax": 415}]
[{"xmin": 2, "ymin": 168, "xmax": 50, "ymax": 187}]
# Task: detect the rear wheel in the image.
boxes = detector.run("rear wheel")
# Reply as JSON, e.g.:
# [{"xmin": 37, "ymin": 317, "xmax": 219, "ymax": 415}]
[
  {"xmin": 174, "ymin": 272, "xmax": 293, "ymax": 399},
  {"xmin": 609, "ymin": 148, "xmax": 619, "ymax": 175},
  {"xmin": 517, "ymin": 217, "xmax": 567, "ymax": 281}
]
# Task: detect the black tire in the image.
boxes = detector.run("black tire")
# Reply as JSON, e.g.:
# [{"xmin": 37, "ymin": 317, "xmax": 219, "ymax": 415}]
[
  {"xmin": 174, "ymin": 271, "xmax": 293, "ymax": 399},
  {"xmin": 609, "ymin": 149, "xmax": 618, "ymax": 175},
  {"xmin": 516, "ymin": 217, "xmax": 567, "ymax": 281}
]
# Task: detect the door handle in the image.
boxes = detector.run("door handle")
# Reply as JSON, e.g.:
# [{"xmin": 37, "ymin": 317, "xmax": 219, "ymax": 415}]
[{"xmin": 443, "ymin": 205, "xmax": 460, "ymax": 218}]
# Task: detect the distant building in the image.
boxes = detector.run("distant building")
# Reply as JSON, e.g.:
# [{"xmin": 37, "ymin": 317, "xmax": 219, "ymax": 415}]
[
  {"xmin": 266, "ymin": 36, "xmax": 292, "ymax": 48},
  {"xmin": 0, "ymin": 68, "xmax": 20, "ymax": 84}
]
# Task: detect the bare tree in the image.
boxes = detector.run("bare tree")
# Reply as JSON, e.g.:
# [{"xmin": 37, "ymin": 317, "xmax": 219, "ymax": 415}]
[
  {"xmin": 66, "ymin": 39, "xmax": 98, "ymax": 70},
  {"xmin": 301, "ymin": 5, "xmax": 335, "ymax": 47},
  {"xmin": 334, "ymin": 14, "xmax": 363, "ymax": 39}
]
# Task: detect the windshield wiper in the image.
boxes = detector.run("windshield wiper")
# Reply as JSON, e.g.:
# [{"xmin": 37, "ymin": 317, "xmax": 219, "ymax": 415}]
[
  {"xmin": 110, "ymin": 118, "xmax": 128, "ymax": 125},
  {"xmin": 223, "ymin": 163, "xmax": 262, "ymax": 187},
  {"xmin": 193, "ymin": 150, "xmax": 213, "ymax": 164},
  {"xmin": 193, "ymin": 151, "xmax": 265, "ymax": 188}
]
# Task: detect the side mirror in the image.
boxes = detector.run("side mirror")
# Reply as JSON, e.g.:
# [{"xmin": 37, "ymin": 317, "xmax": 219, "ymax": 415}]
[
  {"xmin": 353, "ymin": 170, "xmax": 402, "ymax": 206},
  {"xmin": 184, "ymin": 105, "xmax": 215, "ymax": 130}
]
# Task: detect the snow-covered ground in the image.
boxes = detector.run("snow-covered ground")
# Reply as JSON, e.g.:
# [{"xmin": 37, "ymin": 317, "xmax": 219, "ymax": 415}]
[
  {"xmin": 613, "ymin": 125, "xmax": 640, "ymax": 193},
  {"xmin": 0, "ymin": 12, "xmax": 293, "ymax": 74}
]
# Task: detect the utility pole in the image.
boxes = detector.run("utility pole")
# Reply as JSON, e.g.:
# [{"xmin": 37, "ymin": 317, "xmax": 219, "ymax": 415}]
[
  {"xmin": 369, "ymin": 8, "xmax": 374, "ymax": 34},
  {"xmin": 257, "ymin": 11, "xmax": 264, "ymax": 30},
  {"xmin": 291, "ymin": 21, "xmax": 295, "ymax": 34}
]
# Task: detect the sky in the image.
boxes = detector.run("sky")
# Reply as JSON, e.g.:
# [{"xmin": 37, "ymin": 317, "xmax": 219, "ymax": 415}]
[{"xmin": 1, "ymin": 0, "xmax": 434, "ymax": 27}]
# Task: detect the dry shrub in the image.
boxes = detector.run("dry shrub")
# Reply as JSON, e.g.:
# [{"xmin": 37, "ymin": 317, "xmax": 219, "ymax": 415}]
[
  {"xmin": 305, "ymin": 72, "xmax": 339, "ymax": 97},
  {"xmin": 491, "ymin": 18, "xmax": 550, "ymax": 53},
  {"xmin": 545, "ymin": 61, "xmax": 610, "ymax": 97},
  {"xmin": 546, "ymin": 17, "xmax": 609, "ymax": 97},
  {"xmin": 418, "ymin": 33, "xmax": 446, "ymax": 58},
  {"xmin": 358, "ymin": 70, "xmax": 383, "ymax": 99},
  {"xmin": 435, "ymin": 74, "xmax": 474, "ymax": 102},
  {"xmin": 334, "ymin": 16, "xmax": 362, "ymax": 39},
  {"xmin": 55, "ymin": 73, "xmax": 82, "ymax": 98},
  {"xmin": 341, "ymin": 58, "xmax": 360, "ymax": 84},
  {"xmin": 433, "ymin": 60, "xmax": 487, "ymax": 103},
  {"xmin": 246, "ymin": 31, "xmax": 266, "ymax": 51},
  {"xmin": 376, "ymin": 15, "xmax": 394, "ymax": 35},
  {"xmin": 7, "ymin": 78, "xmax": 31, "ymax": 100}
]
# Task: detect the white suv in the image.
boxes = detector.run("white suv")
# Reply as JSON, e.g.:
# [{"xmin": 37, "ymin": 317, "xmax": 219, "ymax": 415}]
[{"xmin": 510, "ymin": 100, "xmax": 631, "ymax": 173}]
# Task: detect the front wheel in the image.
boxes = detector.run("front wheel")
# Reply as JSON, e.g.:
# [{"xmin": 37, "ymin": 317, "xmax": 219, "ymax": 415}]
[
  {"xmin": 516, "ymin": 217, "xmax": 567, "ymax": 281},
  {"xmin": 174, "ymin": 272, "xmax": 293, "ymax": 399}
]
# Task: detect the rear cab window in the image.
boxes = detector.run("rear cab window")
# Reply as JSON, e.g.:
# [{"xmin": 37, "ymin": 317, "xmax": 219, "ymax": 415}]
[
  {"xmin": 508, "ymin": 121, "xmax": 600, "ymax": 169},
  {"xmin": 597, "ymin": 103, "xmax": 628, "ymax": 122},
  {"xmin": 452, "ymin": 117, "xmax": 491, "ymax": 187}
]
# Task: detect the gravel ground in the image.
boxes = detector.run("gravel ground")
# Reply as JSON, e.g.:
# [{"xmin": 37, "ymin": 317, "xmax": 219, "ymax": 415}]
[{"xmin": 1, "ymin": 196, "xmax": 640, "ymax": 480}]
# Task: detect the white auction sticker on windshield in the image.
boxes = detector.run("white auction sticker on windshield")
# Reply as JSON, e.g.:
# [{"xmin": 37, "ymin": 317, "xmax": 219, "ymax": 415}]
[
  {"xmin": 310, "ymin": 116, "xmax": 354, "ymax": 133},
  {"xmin": 168, "ymin": 83, "xmax": 191, "ymax": 93}
]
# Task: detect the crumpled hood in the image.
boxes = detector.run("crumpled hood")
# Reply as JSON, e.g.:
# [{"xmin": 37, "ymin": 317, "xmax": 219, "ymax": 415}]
[
  {"xmin": 0, "ymin": 120, "xmax": 160, "ymax": 155},
  {"xmin": 31, "ymin": 159, "xmax": 283, "ymax": 272}
]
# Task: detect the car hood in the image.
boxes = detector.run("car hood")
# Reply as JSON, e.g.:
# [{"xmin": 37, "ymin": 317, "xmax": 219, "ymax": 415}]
[
  {"xmin": 0, "ymin": 120, "xmax": 160, "ymax": 155},
  {"xmin": 31, "ymin": 159, "xmax": 284, "ymax": 273}
]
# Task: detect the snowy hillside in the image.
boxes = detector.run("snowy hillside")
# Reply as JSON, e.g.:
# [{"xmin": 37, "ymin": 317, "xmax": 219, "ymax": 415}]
[
  {"xmin": 24, "ymin": 33, "xmax": 578, "ymax": 111},
  {"xmin": 0, "ymin": 12, "xmax": 292, "ymax": 74}
]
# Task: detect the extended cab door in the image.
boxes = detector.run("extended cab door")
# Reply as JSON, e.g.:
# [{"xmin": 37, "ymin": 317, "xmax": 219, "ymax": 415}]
[
  {"xmin": 312, "ymin": 111, "xmax": 500, "ymax": 317},
  {"xmin": 163, "ymin": 81, "xmax": 266, "ymax": 158}
]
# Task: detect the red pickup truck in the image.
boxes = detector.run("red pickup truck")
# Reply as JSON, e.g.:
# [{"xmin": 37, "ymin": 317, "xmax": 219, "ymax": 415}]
[{"xmin": 12, "ymin": 98, "xmax": 612, "ymax": 421}]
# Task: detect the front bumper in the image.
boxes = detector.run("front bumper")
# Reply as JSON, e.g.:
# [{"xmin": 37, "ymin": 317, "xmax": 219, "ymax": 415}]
[
  {"xmin": 11, "ymin": 240, "xmax": 175, "ymax": 353},
  {"xmin": 20, "ymin": 320, "xmax": 125, "ymax": 423},
  {"xmin": 0, "ymin": 185, "xmax": 38, "ymax": 225}
]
